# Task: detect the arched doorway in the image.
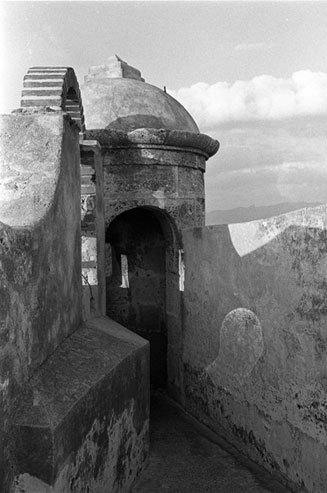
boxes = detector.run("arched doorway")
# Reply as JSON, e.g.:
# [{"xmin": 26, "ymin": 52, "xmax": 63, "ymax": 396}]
[{"xmin": 105, "ymin": 207, "xmax": 180, "ymax": 388}]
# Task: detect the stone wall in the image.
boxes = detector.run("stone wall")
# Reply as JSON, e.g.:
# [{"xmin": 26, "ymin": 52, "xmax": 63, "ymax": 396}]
[
  {"xmin": 85, "ymin": 127, "xmax": 219, "ymax": 233},
  {"xmin": 13, "ymin": 317, "xmax": 149, "ymax": 493},
  {"xmin": 181, "ymin": 205, "xmax": 327, "ymax": 493},
  {"xmin": 81, "ymin": 140, "xmax": 106, "ymax": 320},
  {"xmin": 0, "ymin": 110, "xmax": 82, "ymax": 489},
  {"xmin": 0, "ymin": 110, "xmax": 149, "ymax": 492},
  {"xmin": 0, "ymin": 111, "xmax": 82, "ymax": 373}
]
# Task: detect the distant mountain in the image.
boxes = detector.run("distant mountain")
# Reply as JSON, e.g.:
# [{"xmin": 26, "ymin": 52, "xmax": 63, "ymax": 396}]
[{"xmin": 206, "ymin": 202, "xmax": 323, "ymax": 226}]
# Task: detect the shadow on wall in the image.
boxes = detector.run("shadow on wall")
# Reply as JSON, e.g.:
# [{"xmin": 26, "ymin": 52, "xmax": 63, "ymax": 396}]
[
  {"xmin": 182, "ymin": 205, "xmax": 327, "ymax": 493},
  {"xmin": 106, "ymin": 114, "xmax": 170, "ymax": 131}
]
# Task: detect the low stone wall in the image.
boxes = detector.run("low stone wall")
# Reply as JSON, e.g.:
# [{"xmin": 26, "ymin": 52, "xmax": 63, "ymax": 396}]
[
  {"xmin": 13, "ymin": 317, "xmax": 149, "ymax": 493},
  {"xmin": 182, "ymin": 205, "xmax": 327, "ymax": 493}
]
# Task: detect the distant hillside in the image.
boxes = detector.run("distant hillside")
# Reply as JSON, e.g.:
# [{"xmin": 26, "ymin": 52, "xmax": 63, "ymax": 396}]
[{"xmin": 206, "ymin": 202, "xmax": 323, "ymax": 226}]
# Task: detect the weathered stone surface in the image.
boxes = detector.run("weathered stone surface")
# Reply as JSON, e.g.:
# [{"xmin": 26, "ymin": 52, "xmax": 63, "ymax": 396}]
[
  {"xmin": 0, "ymin": 112, "xmax": 65, "ymax": 227},
  {"xmin": 20, "ymin": 67, "xmax": 85, "ymax": 133},
  {"xmin": 104, "ymin": 163, "xmax": 178, "ymax": 197},
  {"xmin": 178, "ymin": 166, "xmax": 204, "ymax": 196},
  {"xmin": 80, "ymin": 58, "xmax": 218, "ymax": 404},
  {"xmin": 80, "ymin": 140, "xmax": 106, "ymax": 320},
  {"xmin": 101, "ymin": 146, "xmax": 207, "ymax": 231},
  {"xmin": 81, "ymin": 77, "xmax": 199, "ymax": 132},
  {"xmin": 86, "ymin": 128, "xmax": 218, "ymax": 159},
  {"xmin": 104, "ymin": 198, "xmax": 199, "ymax": 232},
  {"xmin": 1, "ymin": 58, "xmax": 229, "ymax": 493},
  {"xmin": 13, "ymin": 317, "xmax": 150, "ymax": 492},
  {"xmin": 0, "ymin": 111, "xmax": 82, "ymax": 490},
  {"xmin": 0, "ymin": 112, "xmax": 82, "ymax": 376},
  {"xmin": 103, "ymin": 146, "xmax": 206, "ymax": 171},
  {"xmin": 181, "ymin": 205, "xmax": 327, "ymax": 493}
]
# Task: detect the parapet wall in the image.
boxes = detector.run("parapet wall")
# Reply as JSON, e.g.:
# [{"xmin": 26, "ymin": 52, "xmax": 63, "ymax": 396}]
[
  {"xmin": 13, "ymin": 317, "xmax": 149, "ymax": 493},
  {"xmin": 0, "ymin": 110, "xmax": 82, "ymax": 489},
  {"xmin": 181, "ymin": 205, "xmax": 327, "ymax": 493},
  {"xmin": 0, "ymin": 110, "xmax": 82, "ymax": 378},
  {"xmin": 0, "ymin": 109, "xmax": 149, "ymax": 492}
]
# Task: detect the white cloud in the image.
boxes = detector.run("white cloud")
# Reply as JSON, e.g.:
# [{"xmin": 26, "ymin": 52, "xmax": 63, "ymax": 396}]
[{"xmin": 169, "ymin": 71, "xmax": 327, "ymax": 130}]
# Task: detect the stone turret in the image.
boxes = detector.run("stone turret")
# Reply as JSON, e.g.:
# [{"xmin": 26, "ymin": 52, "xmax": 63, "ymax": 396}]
[
  {"xmin": 80, "ymin": 57, "xmax": 219, "ymax": 393},
  {"xmin": 81, "ymin": 56, "xmax": 219, "ymax": 231}
]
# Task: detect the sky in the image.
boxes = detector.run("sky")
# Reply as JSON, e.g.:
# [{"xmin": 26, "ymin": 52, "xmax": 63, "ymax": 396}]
[{"xmin": 1, "ymin": 1, "xmax": 327, "ymax": 212}]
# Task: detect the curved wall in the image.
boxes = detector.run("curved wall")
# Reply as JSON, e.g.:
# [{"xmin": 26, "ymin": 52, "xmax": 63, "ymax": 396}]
[
  {"xmin": 181, "ymin": 205, "xmax": 327, "ymax": 493},
  {"xmin": 0, "ymin": 111, "xmax": 82, "ymax": 489}
]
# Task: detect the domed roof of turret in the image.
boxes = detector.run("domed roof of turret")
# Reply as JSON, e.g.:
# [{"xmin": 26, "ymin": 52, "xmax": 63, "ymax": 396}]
[{"xmin": 81, "ymin": 55, "xmax": 199, "ymax": 133}]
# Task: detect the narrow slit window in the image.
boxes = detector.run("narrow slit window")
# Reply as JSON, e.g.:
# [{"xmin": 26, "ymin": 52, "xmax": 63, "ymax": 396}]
[
  {"xmin": 120, "ymin": 254, "xmax": 129, "ymax": 288},
  {"xmin": 179, "ymin": 249, "xmax": 185, "ymax": 292}
]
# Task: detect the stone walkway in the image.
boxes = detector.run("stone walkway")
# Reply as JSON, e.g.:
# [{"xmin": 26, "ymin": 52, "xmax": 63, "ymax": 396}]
[{"xmin": 132, "ymin": 391, "xmax": 292, "ymax": 493}]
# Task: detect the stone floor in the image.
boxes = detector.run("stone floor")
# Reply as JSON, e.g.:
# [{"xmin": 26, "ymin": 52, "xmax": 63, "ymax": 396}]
[{"xmin": 132, "ymin": 391, "xmax": 292, "ymax": 493}]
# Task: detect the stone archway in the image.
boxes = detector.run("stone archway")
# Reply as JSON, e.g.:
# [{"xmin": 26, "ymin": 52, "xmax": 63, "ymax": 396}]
[
  {"xmin": 105, "ymin": 207, "xmax": 182, "ymax": 389},
  {"xmin": 21, "ymin": 66, "xmax": 85, "ymax": 133}
]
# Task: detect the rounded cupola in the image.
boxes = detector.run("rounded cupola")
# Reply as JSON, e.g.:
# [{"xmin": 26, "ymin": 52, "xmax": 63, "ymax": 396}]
[{"xmin": 81, "ymin": 55, "xmax": 199, "ymax": 133}]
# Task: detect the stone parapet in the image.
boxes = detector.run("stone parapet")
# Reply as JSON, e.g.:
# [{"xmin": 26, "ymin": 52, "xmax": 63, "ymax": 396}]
[
  {"xmin": 0, "ymin": 110, "xmax": 82, "ymax": 490},
  {"xmin": 13, "ymin": 317, "xmax": 150, "ymax": 493},
  {"xmin": 181, "ymin": 205, "xmax": 327, "ymax": 493}
]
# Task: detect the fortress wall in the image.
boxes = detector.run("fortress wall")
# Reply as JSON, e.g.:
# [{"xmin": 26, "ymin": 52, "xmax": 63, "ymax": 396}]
[
  {"xmin": 0, "ymin": 111, "xmax": 82, "ymax": 489},
  {"xmin": 13, "ymin": 317, "xmax": 150, "ymax": 493},
  {"xmin": 182, "ymin": 205, "xmax": 327, "ymax": 493},
  {"xmin": 0, "ymin": 112, "xmax": 149, "ymax": 492},
  {"xmin": 81, "ymin": 141, "xmax": 106, "ymax": 320},
  {"xmin": 0, "ymin": 111, "xmax": 82, "ymax": 376}
]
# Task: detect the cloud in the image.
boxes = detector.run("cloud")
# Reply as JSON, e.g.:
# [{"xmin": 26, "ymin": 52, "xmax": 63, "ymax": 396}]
[
  {"xmin": 169, "ymin": 71, "xmax": 327, "ymax": 130},
  {"xmin": 169, "ymin": 70, "xmax": 327, "ymax": 212},
  {"xmin": 203, "ymin": 116, "xmax": 327, "ymax": 211},
  {"xmin": 205, "ymin": 117, "xmax": 327, "ymax": 176},
  {"xmin": 205, "ymin": 159, "xmax": 327, "ymax": 212},
  {"xmin": 234, "ymin": 42, "xmax": 274, "ymax": 51}
]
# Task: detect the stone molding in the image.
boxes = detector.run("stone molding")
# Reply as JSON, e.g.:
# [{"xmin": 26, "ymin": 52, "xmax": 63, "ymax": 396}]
[{"xmin": 85, "ymin": 128, "xmax": 220, "ymax": 159}]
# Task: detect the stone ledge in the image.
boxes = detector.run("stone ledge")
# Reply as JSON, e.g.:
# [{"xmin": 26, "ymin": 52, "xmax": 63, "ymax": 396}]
[
  {"xmin": 13, "ymin": 317, "xmax": 150, "ymax": 490},
  {"xmin": 85, "ymin": 128, "xmax": 220, "ymax": 158}
]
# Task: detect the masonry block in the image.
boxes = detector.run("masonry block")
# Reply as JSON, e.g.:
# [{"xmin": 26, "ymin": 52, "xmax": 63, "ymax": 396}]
[{"xmin": 13, "ymin": 317, "xmax": 150, "ymax": 493}]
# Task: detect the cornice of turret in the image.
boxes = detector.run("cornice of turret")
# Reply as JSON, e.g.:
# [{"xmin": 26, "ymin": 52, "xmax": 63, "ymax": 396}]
[{"xmin": 85, "ymin": 128, "xmax": 219, "ymax": 159}]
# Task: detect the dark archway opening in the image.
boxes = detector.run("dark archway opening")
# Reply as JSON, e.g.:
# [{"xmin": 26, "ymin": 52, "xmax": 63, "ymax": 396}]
[{"xmin": 105, "ymin": 207, "xmax": 171, "ymax": 388}]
